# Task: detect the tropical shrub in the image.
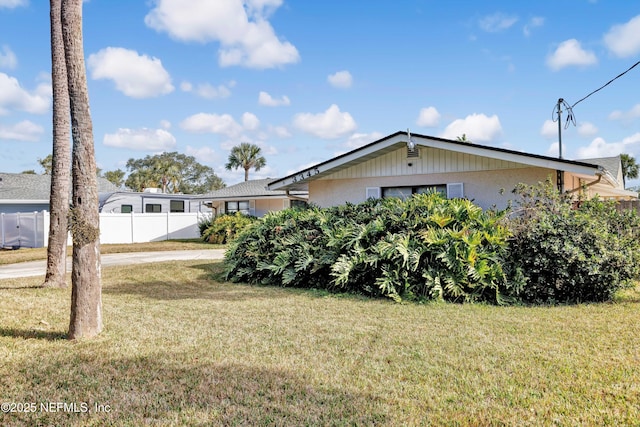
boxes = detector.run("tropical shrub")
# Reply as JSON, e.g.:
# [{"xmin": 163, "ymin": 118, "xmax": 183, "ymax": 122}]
[
  {"xmin": 198, "ymin": 213, "xmax": 214, "ymax": 236},
  {"xmin": 202, "ymin": 212, "xmax": 257, "ymax": 244},
  {"xmin": 225, "ymin": 193, "xmax": 518, "ymax": 303},
  {"xmin": 505, "ymin": 179, "xmax": 640, "ymax": 304}
]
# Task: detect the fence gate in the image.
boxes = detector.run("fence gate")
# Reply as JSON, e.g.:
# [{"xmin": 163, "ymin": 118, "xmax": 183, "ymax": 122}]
[{"xmin": 1, "ymin": 212, "xmax": 44, "ymax": 249}]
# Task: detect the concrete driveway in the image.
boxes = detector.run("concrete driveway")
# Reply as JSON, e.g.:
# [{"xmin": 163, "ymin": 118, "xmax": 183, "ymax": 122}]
[{"xmin": 0, "ymin": 249, "xmax": 226, "ymax": 280}]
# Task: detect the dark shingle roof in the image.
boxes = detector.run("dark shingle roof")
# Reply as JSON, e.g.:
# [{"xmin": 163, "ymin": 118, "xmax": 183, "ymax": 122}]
[
  {"xmin": 198, "ymin": 178, "xmax": 307, "ymax": 200},
  {"xmin": 0, "ymin": 173, "xmax": 120, "ymax": 201}
]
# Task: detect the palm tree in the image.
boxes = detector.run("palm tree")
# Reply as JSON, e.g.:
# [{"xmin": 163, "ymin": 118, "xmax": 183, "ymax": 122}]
[
  {"xmin": 621, "ymin": 153, "xmax": 639, "ymax": 186},
  {"xmin": 225, "ymin": 142, "xmax": 266, "ymax": 182},
  {"xmin": 456, "ymin": 134, "xmax": 471, "ymax": 143},
  {"xmin": 62, "ymin": 0, "xmax": 102, "ymax": 339},
  {"xmin": 42, "ymin": 0, "xmax": 71, "ymax": 289},
  {"xmin": 153, "ymin": 155, "xmax": 182, "ymax": 193}
]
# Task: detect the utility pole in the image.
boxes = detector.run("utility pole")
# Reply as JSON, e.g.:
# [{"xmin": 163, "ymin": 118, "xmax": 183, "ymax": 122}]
[{"xmin": 556, "ymin": 98, "xmax": 563, "ymax": 159}]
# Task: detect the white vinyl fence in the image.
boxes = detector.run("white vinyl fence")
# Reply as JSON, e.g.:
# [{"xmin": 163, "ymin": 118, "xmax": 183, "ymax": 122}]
[{"xmin": 1, "ymin": 211, "xmax": 208, "ymax": 248}]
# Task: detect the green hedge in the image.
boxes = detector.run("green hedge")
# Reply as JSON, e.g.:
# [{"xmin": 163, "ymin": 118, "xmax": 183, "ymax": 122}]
[
  {"xmin": 201, "ymin": 213, "xmax": 257, "ymax": 244},
  {"xmin": 224, "ymin": 193, "xmax": 517, "ymax": 303},
  {"xmin": 505, "ymin": 180, "xmax": 640, "ymax": 304}
]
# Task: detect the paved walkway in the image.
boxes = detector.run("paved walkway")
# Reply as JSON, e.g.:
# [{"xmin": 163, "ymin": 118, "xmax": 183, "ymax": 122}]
[{"xmin": 0, "ymin": 249, "xmax": 226, "ymax": 280}]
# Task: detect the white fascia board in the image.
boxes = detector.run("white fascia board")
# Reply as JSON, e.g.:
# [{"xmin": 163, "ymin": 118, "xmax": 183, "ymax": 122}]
[
  {"xmin": 269, "ymin": 134, "xmax": 407, "ymax": 190},
  {"xmin": 415, "ymin": 137, "xmax": 601, "ymax": 176}
]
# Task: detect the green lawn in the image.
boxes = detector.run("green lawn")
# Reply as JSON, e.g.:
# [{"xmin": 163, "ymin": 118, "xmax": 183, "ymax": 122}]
[{"xmin": 1, "ymin": 260, "xmax": 639, "ymax": 426}]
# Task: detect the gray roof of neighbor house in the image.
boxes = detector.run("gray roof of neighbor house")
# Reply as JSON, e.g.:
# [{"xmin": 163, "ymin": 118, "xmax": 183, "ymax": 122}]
[
  {"xmin": 196, "ymin": 178, "xmax": 308, "ymax": 200},
  {"xmin": 581, "ymin": 156, "xmax": 621, "ymax": 180},
  {"xmin": 0, "ymin": 173, "xmax": 120, "ymax": 201}
]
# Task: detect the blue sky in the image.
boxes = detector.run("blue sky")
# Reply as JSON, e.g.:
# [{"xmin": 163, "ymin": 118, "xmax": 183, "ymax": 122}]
[{"xmin": 1, "ymin": 0, "xmax": 639, "ymax": 187}]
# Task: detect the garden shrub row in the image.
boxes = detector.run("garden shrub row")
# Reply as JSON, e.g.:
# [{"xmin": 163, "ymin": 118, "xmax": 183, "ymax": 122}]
[
  {"xmin": 223, "ymin": 180, "xmax": 640, "ymax": 305},
  {"xmin": 200, "ymin": 212, "xmax": 257, "ymax": 244}
]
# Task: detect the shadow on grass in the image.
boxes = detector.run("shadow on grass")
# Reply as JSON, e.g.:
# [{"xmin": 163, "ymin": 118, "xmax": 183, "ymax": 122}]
[
  {"xmin": 0, "ymin": 285, "xmax": 44, "ymax": 290},
  {"xmin": 1, "ymin": 353, "xmax": 387, "ymax": 426},
  {"xmin": 0, "ymin": 327, "xmax": 67, "ymax": 341},
  {"xmin": 102, "ymin": 261, "xmax": 288, "ymax": 302}
]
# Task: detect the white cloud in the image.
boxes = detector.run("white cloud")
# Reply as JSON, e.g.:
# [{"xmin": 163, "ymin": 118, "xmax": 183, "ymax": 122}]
[
  {"xmin": 245, "ymin": 0, "xmax": 282, "ymax": 18},
  {"xmin": 479, "ymin": 13, "xmax": 518, "ymax": 33},
  {"xmin": 268, "ymin": 124, "xmax": 291, "ymax": 138},
  {"xmin": 180, "ymin": 113, "xmax": 243, "ymax": 138},
  {"xmin": 0, "ymin": 0, "xmax": 27, "ymax": 8},
  {"xmin": 439, "ymin": 113, "xmax": 502, "ymax": 143},
  {"xmin": 242, "ymin": 112, "xmax": 260, "ymax": 130},
  {"xmin": 144, "ymin": 0, "xmax": 299, "ymax": 69},
  {"xmin": 523, "ymin": 16, "xmax": 544, "ymax": 37},
  {"xmin": 545, "ymin": 142, "xmax": 560, "ymax": 157},
  {"xmin": 159, "ymin": 119, "xmax": 171, "ymax": 130},
  {"xmin": 103, "ymin": 128, "xmax": 177, "ymax": 151},
  {"xmin": 258, "ymin": 91, "xmax": 290, "ymax": 106},
  {"xmin": 185, "ymin": 145, "xmax": 218, "ymax": 163},
  {"xmin": 180, "ymin": 81, "xmax": 231, "ymax": 99},
  {"xmin": 0, "ymin": 45, "xmax": 17, "ymax": 69},
  {"xmin": 327, "ymin": 70, "xmax": 353, "ymax": 89},
  {"xmin": 577, "ymin": 121, "xmax": 598, "ymax": 137},
  {"xmin": 0, "ymin": 120, "xmax": 43, "ymax": 142},
  {"xmin": 609, "ymin": 104, "xmax": 640, "ymax": 122},
  {"xmin": 540, "ymin": 119, "xmax": 557, "ymax": 139},
  {"xmin": 416, "ymin": 106, "xmax": 441, "ymax": 127},
  {"xmin": 344, "ymin": 132, "xmax": 383, "ymax": 150},
  {"xmin": 0, "ymin": 73, "xmax": 50, "ymax": 115},
  {"xmin": 87, "ymin": 47, "xmax": 174, "ymax": 98},
  {"xmin": 603, "ymin": 15, "xmax": 640, "ymax": 58},
  {"xmin": 546, "ymin": 39, "xmax": 597, "ymax": 71},
  {"xmin": 576, "ymin": 133, "xmax": 640, "ymax": 158},
  {"xmin": 293, "ymin": 104, "xmax": 357, "ymax": 139}
]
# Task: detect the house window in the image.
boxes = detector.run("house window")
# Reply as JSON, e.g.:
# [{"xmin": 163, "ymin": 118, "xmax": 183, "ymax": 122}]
[
  {"xmin": 382, "ymin": 185, "xmax": 448, "ymax": 201},
  {"xmin": 170, "ymin": 200, "xmax": 185, "ymax": 213},
  {"xmin": 121, "ymin": 204, "xmax": 133, "ymax": 213},
  {"xmin": 145, "ymin": 204, "xmax": 162, "ymax": 213},
  {"xmin": 226, "ymin": 201, "xmax": 250, "ymax": 215}
]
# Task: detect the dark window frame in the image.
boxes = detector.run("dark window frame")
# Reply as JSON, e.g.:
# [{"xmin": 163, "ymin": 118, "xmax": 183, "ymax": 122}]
[
  {"xmin": 145, "ymin": 203, "xmax": 162, "ymax": 213},
  {"xmin": 170, "ymin": 200, "xmax": 185, "ymax": 213},
  {"xmin": 225, "ymin": 200, "xmax": 250, "ymax": 214}
]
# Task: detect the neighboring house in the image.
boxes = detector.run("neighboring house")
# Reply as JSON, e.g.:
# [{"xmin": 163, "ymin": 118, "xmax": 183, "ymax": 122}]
[
  {"xmin": 194, "ymin": 178, "xmax": 308, "ymax": 217},
  {"xmin": 0, "ymin": 172, "xmax": 120, "ymax": 214},
  {"xmin": 99, "ymin": 189, "xmax": 210, "ymax": 213},
  {"xmin": 267, "ymin": 131, "xmax": 637, "ymax": 210}
]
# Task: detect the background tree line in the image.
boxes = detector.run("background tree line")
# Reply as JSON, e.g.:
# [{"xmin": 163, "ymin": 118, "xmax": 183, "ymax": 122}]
[{"xmin": 29, "ymin": 141, "xmax": 270, "ymax": 193}]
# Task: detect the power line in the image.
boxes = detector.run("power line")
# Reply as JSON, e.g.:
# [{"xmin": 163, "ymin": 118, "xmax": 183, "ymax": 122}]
[{"xmin": 571, "ymin": 60, "xmax": 640, "ymax": 108}]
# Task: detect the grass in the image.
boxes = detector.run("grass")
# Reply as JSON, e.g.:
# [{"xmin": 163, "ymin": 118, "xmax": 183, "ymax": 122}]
[
  {"xmin": 1, "ymin": 262, "xmax": 640, "ymax": 426},
  {"xmin": 0, "ymin": 239, "xmax": 218, "ymax": 265}
]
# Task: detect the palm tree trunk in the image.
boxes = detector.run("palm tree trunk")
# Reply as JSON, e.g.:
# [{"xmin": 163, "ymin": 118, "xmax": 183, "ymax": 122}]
[
  {"xmin": 42, "ymin": 0, "xmax": 71, "ymax": 289},
  {"xmin": 62, "ymin": 0, "xmax": 102, "ymax": 339}
]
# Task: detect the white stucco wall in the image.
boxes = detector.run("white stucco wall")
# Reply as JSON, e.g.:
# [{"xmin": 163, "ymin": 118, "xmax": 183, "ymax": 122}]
[{"xmin": 309, "ymin": 167, "xmax": 556, "ymax": 210}]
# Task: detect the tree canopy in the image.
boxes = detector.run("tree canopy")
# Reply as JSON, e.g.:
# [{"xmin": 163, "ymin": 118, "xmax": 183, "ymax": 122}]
[
  {"xmin": 621, "ymin": 153, "xmax": 639, "ymax": 185},
  {"xmin": 38, "ymin": 154, "xmax": 53, "ymax": 174},
  {"xmin": 225, "ymin": 142, "xmax": 266, "ymax": 182},
  {"xmin": 103, "ymin": 169, "xmax": 125, "ymax": 188},
  {"xmin": 124, "ymin": 152, "xmax": 225, "ymax": 194}
]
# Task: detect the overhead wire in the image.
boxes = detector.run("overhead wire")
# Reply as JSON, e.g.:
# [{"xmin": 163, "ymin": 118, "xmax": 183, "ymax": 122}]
[{"xmin": 571, "ymin": 60, "xmax": 640, "ymax": 109}]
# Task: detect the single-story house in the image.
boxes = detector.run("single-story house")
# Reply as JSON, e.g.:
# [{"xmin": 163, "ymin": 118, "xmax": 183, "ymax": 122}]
[
  {"xmin": 0, "ymin": 172, "xmax": 120, "ymax": 214},
  {"xmin": 194, "ymin": 178, "xmax": 308, "ymax": 217},
  {"xmin": 98, "ymin": 189, "xmax": 210, "ymax": 213},
  {"xmin": 267, "ymin": 131, "xmax": 637, "ymax": 210}
]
